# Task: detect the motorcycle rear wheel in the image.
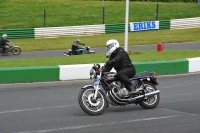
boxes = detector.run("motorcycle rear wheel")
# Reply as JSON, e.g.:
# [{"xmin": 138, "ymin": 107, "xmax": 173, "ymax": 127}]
[
  {"xmin": 11, "ymin": 47, "xmax": 21, "ymax": 55},
  {"xmin": 78, "ymin": 87, "xmax": 107, "ymax": 116},
  {"xmin": 138, "ymin": 82, "xmax": 160, "ymax": 109}
]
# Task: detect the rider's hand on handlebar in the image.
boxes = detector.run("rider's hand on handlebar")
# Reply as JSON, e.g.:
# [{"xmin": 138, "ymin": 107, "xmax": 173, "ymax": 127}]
[{"xmin": 106, "ymin": 59, "xmax": 115, "ymax": 66}]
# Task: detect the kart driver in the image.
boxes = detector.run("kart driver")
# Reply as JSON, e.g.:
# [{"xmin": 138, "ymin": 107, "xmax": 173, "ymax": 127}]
[{"xmin": 71, "ymin": 39, "xmax": 85, "ymax": 55}]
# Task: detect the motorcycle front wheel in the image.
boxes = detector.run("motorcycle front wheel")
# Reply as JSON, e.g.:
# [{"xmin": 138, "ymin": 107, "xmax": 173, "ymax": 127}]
[
  {"xmin": 138, "ymin": 82, "xmax": 160, "ymax": 109},
  {"xmin": 11, "ymin": 47, "xmax": 21, "ymax": 55},
  {"xmin": 78, "ymin": 87, "xmax": 107, "ymax": 116}
]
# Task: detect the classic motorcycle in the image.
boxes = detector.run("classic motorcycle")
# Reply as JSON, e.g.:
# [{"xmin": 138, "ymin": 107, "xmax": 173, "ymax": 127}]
[
  {"xmin": 78, "ymin": 64, "xmax": 160, "ymax": 116},
  {"xmin": 64, "ymin": 44, "xmax": 95, "ymax": 56},
  {"xmin": 0, "ymin": 41, "xmax": 21, "ymax": 55}
]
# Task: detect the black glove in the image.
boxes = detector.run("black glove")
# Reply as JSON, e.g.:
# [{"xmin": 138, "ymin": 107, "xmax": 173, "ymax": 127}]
[{"xmin": 106, "ymin": 59, "xmax": 115, "ymax": 66}]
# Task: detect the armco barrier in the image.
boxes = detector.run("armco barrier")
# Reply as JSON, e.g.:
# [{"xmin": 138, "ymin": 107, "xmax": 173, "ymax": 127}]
[
  {"xmin": 0, "ymin": 58, "xmax": 199, "ymax": 84},
  {"xmin": 35, "ymin": 24, "xmax": 105, "ymax": 38},
  {"xmin": 171, "ymin": 17, "xmax": 200, "ymax": 30},
  {"xmin": 0, "ymin": 28, "xmax": 34, "ymax": 39},
  {"xmin": 1, "ymin": 17, "xmax": 199, "ymax": 39}
]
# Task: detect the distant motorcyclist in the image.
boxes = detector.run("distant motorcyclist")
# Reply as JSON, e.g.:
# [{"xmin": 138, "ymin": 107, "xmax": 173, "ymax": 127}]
[
  {"xmin": 0, "ymin": 34, "xmax": 10, "ymax": 54},
  {"xmin": 71, "ymin": 39, "xmax": 85, "ymax": 55},
  {"xmin": 102, "ymin": 39, "xmax": 137, "ymax": 95}
]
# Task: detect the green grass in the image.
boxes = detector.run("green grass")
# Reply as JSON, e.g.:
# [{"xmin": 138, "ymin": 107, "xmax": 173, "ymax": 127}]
[
  {"xmin": 1, "ymin": 50, "xmax": 200, "ymax": 68},
  {"xmin": 0, "ymin": 0, "xmax": 199, "ymax": 29},
  {"xmin": 11, "ymin": 28, "xmax": 200, "ymax": 52}
]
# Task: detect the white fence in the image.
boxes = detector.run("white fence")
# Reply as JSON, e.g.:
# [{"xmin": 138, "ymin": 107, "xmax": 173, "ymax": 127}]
[
  {"xmin": 35, "ymin": 24, "xmax": 105, "ymax": 38},
  {"xmin": 171, "ymin": 17, "xmax": 200, "ymax": 30}
]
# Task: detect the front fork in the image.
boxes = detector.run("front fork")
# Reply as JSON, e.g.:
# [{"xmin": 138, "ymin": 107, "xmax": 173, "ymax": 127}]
[
  {"xmin": 93, "ymin": 84, "xmax": 109, "ymax": 108},
  {"xmin": 81, "ymin": 84, "xmax": 100, "ymax": 100},
  {"xmin": 93, "ymin": 84, "xmax": 100, "ymax": 100}
]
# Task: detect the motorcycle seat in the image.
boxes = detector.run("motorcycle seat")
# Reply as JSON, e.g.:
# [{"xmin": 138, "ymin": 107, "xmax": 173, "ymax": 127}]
[{"xmin": 130, "ymin": 71, "xmax": 154, "ymax": 80}]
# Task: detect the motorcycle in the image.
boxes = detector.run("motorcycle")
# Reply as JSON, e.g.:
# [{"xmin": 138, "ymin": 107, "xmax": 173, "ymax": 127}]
[
  {"xmin": 64, "ymin": 44, "xmax": 95, "ymax": 56},
  {"xmin": 78, "ymin": 63, "xmax": 160, "ymax": 116},
  {"xmin": 0, "ymin": 41, "xmax": 21, "ymax": 55}
]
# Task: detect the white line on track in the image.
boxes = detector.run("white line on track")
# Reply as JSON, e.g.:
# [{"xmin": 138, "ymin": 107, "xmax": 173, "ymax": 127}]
[
  {"xmin": 0, "ymin": 105, "xmax": 76, "ymax": 114},
  {"xmin": 158, "ymin": 108, "xmax": 198, "ymax": 116},
  {"xmin": 13, "ymin": 115, "xmax": 179, "ymax": 133}
]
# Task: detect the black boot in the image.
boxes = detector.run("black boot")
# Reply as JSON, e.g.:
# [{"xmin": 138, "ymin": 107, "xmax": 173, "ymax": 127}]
[{"xmin": 129, "ymin": 84, "xmax": 138, "ymax": 95}]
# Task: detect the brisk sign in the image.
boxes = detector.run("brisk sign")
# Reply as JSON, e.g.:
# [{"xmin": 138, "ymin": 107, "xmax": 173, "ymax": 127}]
[{"xmin": 130, "ymin": 21, "xmax": 159, "ymax": 31}]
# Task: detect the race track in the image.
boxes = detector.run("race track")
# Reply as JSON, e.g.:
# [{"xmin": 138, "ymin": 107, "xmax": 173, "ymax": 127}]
[
  {"xmin": 0, "ymin": 42, "xmax": 200, "ymax": 58},
  {"xmin": 0, "ymin": 73, "xmax": 200, "ymax": 133}
]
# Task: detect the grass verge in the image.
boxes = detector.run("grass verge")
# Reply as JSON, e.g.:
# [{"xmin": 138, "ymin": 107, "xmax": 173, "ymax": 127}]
[{"xmin": 1, "ymin": 50, "xmax": 200, "ymax": 68}]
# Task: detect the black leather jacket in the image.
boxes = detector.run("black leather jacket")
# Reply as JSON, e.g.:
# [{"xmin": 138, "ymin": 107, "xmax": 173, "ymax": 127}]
[
  {"xmin": 0, "ymin": 37, "xmax": 9, "ymax": 46},
  {"xmin": 103, "ymin": 47, "xmax": 136, "ymax": 72}
]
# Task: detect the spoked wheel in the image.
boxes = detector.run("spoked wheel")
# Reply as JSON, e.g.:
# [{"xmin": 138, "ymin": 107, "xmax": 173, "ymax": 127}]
[
  {"xmin": 11, "ymin": 47, "xmax": 21, "ymax": 55},
  {"xmin": 138, "ymin": 82, "xmax": 160, "ymax": 109},
  {"xmin": 78, "ymin": 87, "xmax": 107, "ymax": 116}
]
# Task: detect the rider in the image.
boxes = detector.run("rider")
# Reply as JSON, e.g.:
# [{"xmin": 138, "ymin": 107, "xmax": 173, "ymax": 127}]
[
  {"xmin": 71, "ymin": 39, "xmax": 85, "ymax": 54},
  {"xmin": 0, "ymin": 34, "xmax": 10, "ymax": 54},
  {"xmin": 102, "ymin": 39, "xmax": 137, "ymax": 95}
]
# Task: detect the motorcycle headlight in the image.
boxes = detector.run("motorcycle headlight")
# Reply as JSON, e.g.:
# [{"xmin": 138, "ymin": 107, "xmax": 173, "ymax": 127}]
[
  {"xmin": 90, "ymin": 68, "xmax": 96, "ymax": 79},
  {"xmin": 151, "ymin": 72, "xmax": 158, "ymax": 79}
]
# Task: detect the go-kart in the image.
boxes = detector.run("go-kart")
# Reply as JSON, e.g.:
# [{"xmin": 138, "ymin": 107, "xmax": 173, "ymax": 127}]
[{"xmin": 64, "ymin": 45, "xmax": 95, "ymax": 56}]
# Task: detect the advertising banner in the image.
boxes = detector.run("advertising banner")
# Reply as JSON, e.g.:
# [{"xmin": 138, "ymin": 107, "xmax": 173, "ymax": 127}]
[{"xmin": 130, "ymin": 21, "xmax": 159, "ymax": 32}]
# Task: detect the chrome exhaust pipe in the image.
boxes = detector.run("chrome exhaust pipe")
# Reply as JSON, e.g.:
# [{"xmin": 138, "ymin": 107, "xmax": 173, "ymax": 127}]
[
  {"xmin": 111, "ymin": 88, "xmax": 160, "ymax": 103},
  {"xmin": 130, "ymin": 90, "xmax": 160, "ymax": 101}
]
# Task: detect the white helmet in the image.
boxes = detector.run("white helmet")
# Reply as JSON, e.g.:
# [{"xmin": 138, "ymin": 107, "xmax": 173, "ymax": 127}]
[
  {"xmin": 2, "ymin": 34, "xmax": 7, "ymax": 39},
  {"xmin": 106, "ymin": 39, "xmax": 119, "ymax": 58},
  {"xmin": 75, "ymin": 39, "xmax": 80, "ymax": 43}
]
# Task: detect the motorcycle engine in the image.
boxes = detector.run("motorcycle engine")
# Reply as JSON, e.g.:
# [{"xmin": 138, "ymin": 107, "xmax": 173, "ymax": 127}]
[
  {"xmin": 118, "ymin": 88, "xmax": 129, "ymax": 97},
  {"xmin": 111, "ymin": 81, "xmax": 129, "ymax": 98}
]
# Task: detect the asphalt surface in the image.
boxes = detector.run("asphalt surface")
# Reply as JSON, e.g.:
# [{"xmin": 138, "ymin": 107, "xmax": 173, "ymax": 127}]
[
  {"xmin": 0, "ymin": 42, "xmax": 199, "ymax": 133},
  {"xmin": 0, "ymin": 42, "xmax": 199, "ymax": 58},
  {"xmin": 0, "ymin": 73, "xmax": 200, "ymax": 133}
]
